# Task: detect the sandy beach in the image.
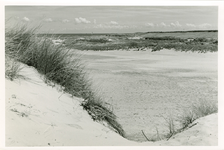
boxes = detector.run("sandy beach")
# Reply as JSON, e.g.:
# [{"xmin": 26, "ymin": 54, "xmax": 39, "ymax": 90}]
[
  {"xmin": 79, "ymin": 49, "xmax": 218, "ymax": 141},
  {"xmin": 5, "ymin": 49, "xmax": 218, "ymax": 146}
]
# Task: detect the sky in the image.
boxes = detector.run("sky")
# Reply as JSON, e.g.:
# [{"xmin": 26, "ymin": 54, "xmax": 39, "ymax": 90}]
[{"xmin": 5, "ymin": 6, "xmax": 218, "ymax": 33}]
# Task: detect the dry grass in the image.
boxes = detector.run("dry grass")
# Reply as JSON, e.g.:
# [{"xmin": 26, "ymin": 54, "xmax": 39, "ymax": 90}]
[
  {"xmin": 5, "ymin": 57, "xmax": 26, "ymax": 81},
  {"xmin": 5, "ymin": 24, "xmax": 125, "ymax": 137},
  {"xmin": 152, "ymin": 98, "xmax": 218, "ymax": 142},
  {"xmin": 162, "ymin": 99, "xmax": 218, "ymax": 141},
  {"xmin": 179, "ymin": 110, "xmax": 196, "ymax": 129},
  {"xmin": 179, "ymin": 99, "xmax": 217, "ymax": 129}
]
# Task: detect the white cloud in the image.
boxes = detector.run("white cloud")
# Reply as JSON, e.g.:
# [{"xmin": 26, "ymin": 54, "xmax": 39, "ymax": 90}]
[
  {"xmin": 170, "ymin": 23, "xmax": 176, "ymax": 27},
  {"xmin": 62, "ymin": 19, "xmax": 70, "ymax": 23},
  {"xmin": 75, "ymin": 17, "xmax": 91, "ymax": 24},
  {"xmin": 93, "ymin": 21, "xmax": 122, "ymax": 28},
  {"xmin": 144, "ymin": 21, "xmax": 183, "ymax": 28},
  {"xmin": 93, "ymin": 23, "xmax": 129, "ymax": 29},
  {"xmin": 160, "ymin": 22, "xmax": 166, "ymax": 27},
  {"xmin": 22, "ymin": 17, "xmax": 30, "ymax": 22},
  {"xmin": 92, "ymin": 20, "xmax": 135, "ymax": 29},
  {"xmin": 75, "ymin": 18, "xmax": 81, "ymax": 23},
  {"xmin": 109, "ymin": 21, "xmax": 118, "ymax": 25},
  {"xmin": 170, "ymin": 21, "xmax": 182, "ymax": 27},
  {"xmin": 45, "ymin": 18, "xmax": 53, "ymax": 22},
  {"xmin": 186, "ymin": 23, "xmax": 212, "ymax": 29},
  {"xmin": 175, "ymin": 21, "xmax": 181, "ymax": 27},
  {"xmin": 79, "ymin": 17, "xmax": 91, "ymax": 23},
  {"xmin": 186, "ymin": 23, "xmax": 196, "ymax": 28},
  {"xmin": 198, "ymin": 23, "xmax": 212, "ymax": 28},
  {"xmin": 145, "ymin": 23, "xmax": 154, "ymax": 27}
]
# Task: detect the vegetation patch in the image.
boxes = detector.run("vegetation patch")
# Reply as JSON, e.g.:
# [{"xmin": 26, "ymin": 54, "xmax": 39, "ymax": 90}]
[
  {"xmin": 5, "ymin": 57, "xmax": 25, "ymax": 81},
  {"xmin": 42, "ymin": 32, "xmax": 218, "ymax": 52},
  {"xmin": 141, "ymin": 98, "xmax": 218, "ymax": 142},
  {"xmin": 5, "ymin": 24, "xmax": 125, "ymax": 137},
  {"xmin": 179, "ymin": 99, "xmax": 218, "ymax": 129},
  {"xmin": 164, "ymin": 99, "xmax": 218, "ymax": 141}
]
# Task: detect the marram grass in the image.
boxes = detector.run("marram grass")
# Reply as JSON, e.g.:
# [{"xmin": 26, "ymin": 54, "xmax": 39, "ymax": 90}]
[{"xmin": 5, "ymin": 24, "xmax": 125, "ymax": 137}]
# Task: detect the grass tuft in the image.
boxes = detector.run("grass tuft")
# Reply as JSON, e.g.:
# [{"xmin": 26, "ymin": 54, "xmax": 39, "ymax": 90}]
[
  {"xmin": 179, "ymin": 99, "xmax": 217, "ymax": 130},
  {"xmin": 178, "ymin": 109, "xmax": 196, "ymax": 129},
  {"xmin": 81, "ymin": 93, "xmax": 125, "ymax": 137},
  {"xmin": 192, "ymin": 99, "xmax": 218, "ymax": 117},
  {"xmin": 5, "ymin": 56, "xmax": 25, "ymax": 81},
  {"xmin": 158, "ymin": 98, "xmax": 218, "ymax": 141},
  {"xmin": 163, "ymin": 99, "xmax": 218, "ymax": 140},
  {"xmin": 5, "ymin": 24, "xmax": 125, "ymax": 137},
  {"xmin": 162, "ymin": 114, "xmax": 176, "ymax": 140}
]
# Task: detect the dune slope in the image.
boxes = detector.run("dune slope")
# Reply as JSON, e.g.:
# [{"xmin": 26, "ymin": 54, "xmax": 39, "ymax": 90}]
[{"xmin": 5, "ymin": 63, "xmax": 217, "ymax": 146}]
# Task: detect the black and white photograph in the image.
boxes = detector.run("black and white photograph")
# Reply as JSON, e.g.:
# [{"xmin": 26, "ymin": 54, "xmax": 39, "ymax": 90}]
[{"xmin": 1, "ymin": 1, "xmax": 224, "ymax": 148}]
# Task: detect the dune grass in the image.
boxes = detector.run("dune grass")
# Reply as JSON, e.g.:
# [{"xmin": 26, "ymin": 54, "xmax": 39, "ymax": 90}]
[
  {"xmin": 146, "ymin": 98, "xmax": 218, "ymax": 142},
  {"xmin": 179, "ymin": 99, "xmax": 218, "ymax": 129},
  {"xmin": 5, "ymin": 56, "xmax": 25, "ymax": 81},
  {"xmin": 161, "ymin": 99, "xmax": 218, "ymax": 141},
  {"xmin": 5, "ymin": 24, "xmax": 125, "ymax": 137}
]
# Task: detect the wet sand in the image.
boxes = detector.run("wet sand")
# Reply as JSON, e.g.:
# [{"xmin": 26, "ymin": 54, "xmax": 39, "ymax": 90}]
[{"xmin": 79, "ymin": 49, "xmax": 217, "ymax": 141}]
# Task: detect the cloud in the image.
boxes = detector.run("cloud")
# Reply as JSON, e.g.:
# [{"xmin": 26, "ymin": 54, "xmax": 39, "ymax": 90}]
[
  {"xmin": 170, "ymin": 21, "xmax": 182, "ymax": 27},
  {"xmin": 170, "ymin": 23, "xmax": 176, "ymax": 27},
  {"xmin": 145, "ymin": 23, "xmax": 154, "ymax": 27},
  {"xmin": 62, "ymin": 19, "xmax": 70, "ymax": 23},
  {"xmin": 92, "ymin": 21, "xmax": 122, "ymax": 28},
  {"xmin": 75, "ymin": 17, "xmax": 91, "ymax": 24},
  {"xmin": 22, "ymin": 17, "xmax": 30, "ymax": 22},
  {"xmin": 160, "ymin": 22, "xmax": 166, "ymax": 27},
  {"xmin": 75, "ymin": 18, "xmax": 81, "ymax": 23},
  {"xmin": 44, "ymin": 18, "xmax": 53, "ymax": 22},
  {"xmin": 93, "ymin": 23, "xmax": 129, "ymax": 29},
  {"xmin": 198, "ymin": 23, "xmax": 212, "ymax": 28},
  {"xmin": 109, "ymin": 21, "xmax": 118, "ymax": 25},
  {"xmin": 175, "ymin": 21, "xmax": 181, "ymax": 27},
  {"xmin": 186, "ymin": 23, "xmax": 196, "ymax": 28},
  {"xmin": 186, "ymin": 23, "xmax": 212, "ymax": 29}
]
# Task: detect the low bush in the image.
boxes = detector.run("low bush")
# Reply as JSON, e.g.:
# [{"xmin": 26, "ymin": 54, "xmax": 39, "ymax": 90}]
[
  {"xmin": 87, "ymin": 38, "xmax": 109, "ymax": 43},
  {"xmin": 128, "ymin": 41, "xmax": 138, "ymax": 48},
  {"xmin": 144, "ymin": 36, "xmax": 179, "ymax": 40}
]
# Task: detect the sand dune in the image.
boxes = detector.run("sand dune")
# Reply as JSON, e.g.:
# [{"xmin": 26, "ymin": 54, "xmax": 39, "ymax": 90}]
[{"xmin": 5, "ymin": 61, "xmax": 217, "ymax": 146}]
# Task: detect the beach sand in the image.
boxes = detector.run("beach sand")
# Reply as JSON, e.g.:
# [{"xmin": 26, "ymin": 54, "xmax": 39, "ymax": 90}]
[
  {"xmin": 80, "ymin": 49, "xmax": 218, "ymax": 141},
  {"xmin": 5, "ymin": 49, "xmax": 218, "ymax": 146}
]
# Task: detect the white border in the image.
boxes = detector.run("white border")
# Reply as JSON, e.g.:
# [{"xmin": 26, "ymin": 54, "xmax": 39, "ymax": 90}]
[{"xmin": 1, "ymin": 1, "xmax": 224, "ymax": 150}]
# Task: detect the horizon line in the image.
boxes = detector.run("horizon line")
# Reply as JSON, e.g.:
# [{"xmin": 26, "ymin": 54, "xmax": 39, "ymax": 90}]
[{"xmin": 37, "ymin": 29, "xmax": 218, "ymax": 35}]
